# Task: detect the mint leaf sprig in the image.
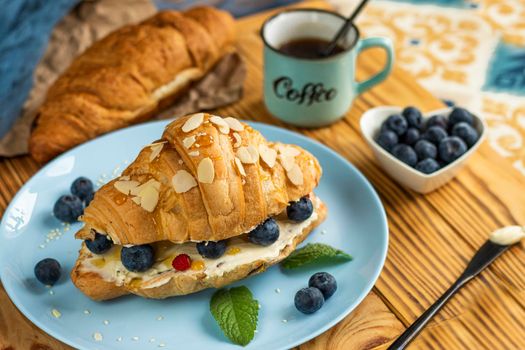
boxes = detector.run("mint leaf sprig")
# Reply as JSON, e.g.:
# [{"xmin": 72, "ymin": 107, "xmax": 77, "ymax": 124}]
[
  {"xmin": 210, "ymin": 286, "xmax": 259, "ymax": 346},
  {"xmin": 281, "ymin": 243, "xmax": 352, "ymax": 269}
]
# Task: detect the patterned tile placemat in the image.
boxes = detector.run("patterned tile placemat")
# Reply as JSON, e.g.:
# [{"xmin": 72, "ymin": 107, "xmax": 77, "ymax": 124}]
[{"xmin": 331, "ymin": 0, "xmax": 525, "ymax": 176}]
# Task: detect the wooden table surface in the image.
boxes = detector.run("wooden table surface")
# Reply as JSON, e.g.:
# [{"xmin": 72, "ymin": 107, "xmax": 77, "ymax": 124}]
[{"xmin": 1, "ymin": 2, "xmax": 525, "ymax": 349}]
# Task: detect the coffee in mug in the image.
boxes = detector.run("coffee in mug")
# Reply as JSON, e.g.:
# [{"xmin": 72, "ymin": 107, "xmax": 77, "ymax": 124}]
[{"xmin": 261, "ymin": 9, "xmax": 394, "ymax": 127}]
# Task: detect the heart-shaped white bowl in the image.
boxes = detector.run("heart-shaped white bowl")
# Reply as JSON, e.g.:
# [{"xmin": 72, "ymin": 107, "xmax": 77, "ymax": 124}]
[{"xmin": 360, "ymin": 106, "xmax": 486, "ymax": 194}]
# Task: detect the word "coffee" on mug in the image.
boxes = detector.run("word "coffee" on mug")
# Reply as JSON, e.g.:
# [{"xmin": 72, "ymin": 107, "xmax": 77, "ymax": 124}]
[{"xmin": 273, "ymin": 76, "xmax": 337, "ymax": 106}]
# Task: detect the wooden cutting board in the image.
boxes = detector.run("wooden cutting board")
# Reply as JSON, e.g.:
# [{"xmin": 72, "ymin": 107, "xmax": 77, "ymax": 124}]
[{"xmin": 1, "ymin": 2, "xmax": 524, "ymax": 349}]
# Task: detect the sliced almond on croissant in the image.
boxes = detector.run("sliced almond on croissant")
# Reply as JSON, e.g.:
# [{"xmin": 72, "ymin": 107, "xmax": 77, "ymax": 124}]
[
  {"xmin": 197, "ymin": 157, "xmax": 215, "ymax": 183},
  {"xmin": 173, "ymin": 170, "xmax": 198, "ymax": 193},
  {"xmin": 182, "ymin": 113, "xmax": 204, "ymax": 132}
]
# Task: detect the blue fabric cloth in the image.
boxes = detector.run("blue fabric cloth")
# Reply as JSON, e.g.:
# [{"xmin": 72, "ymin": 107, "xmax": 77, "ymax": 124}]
[
  {"xmin": 154, "ymin": 0, "xmax": 298, "ymax": 17},
  {"xmin": 0, "ymin": 0, "xmax": 78, "ymax": 138}
]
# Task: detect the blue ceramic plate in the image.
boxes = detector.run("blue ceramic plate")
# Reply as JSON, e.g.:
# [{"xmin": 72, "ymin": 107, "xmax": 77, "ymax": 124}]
[{"xmin": 0, "ymin": 120, "xmax": 388, "ymax": 350}]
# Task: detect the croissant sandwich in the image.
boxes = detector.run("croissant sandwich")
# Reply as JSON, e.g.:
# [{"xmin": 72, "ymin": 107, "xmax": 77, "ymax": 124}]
[
  {"xmin": 71, "ymin": 113, "xmax": 326, "ymax": 300},
  {"xmin": 29, "ymin": 6, "xmax": 236, "ymax": 164}
]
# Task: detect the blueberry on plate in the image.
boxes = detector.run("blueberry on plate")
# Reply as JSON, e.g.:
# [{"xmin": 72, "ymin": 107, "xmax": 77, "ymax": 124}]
[
  {"xmin": 402, "ymin": 106, "xmax": 423, "ymax": 129},
  {"xmin": 382, "ymin": 114, "xmax": 408, "ymax": 136},
  {"xmin": 375, "ymin": 130, "xmax": 398, "ymax": 151},
  {"xmin": 439, "ymin": 136, "xmax": 467, "ymax": 164},
  {"xmin": 294, "ymin": 287, "xmax": 325, "ymax": 314},
  {"xmin": 34, "ymin": 258, "xmax": 61, "ymax": 286},
  {"xmin": 71, "ymin": 177, "xmax": 94, "ymax": 202},
  {"xmin": 84, "ymin": 192, "xmax": 94, "ymax": 206},
  {"xmin": 449, "ymin": 107, "xmax": 473, "ymax": 126},
  {"xmin": 308, "ymin": 272, "xmax": 337, "ymax": 300},
  {"xmin": 197, "ymin": 240, "xmax": 227, "ymax": 259},
  {"xmin": 85, "ymin": 232, "xmax": 112, "ymax": 254},
  {"xmin": 422, "ymin": 126, "xmax": 448, "ymax": 145},
  {"xmin": 414, "ymin": 140, "xmax": 437, "ymax": 159},
  {"xmin": 287, "ymin": 197, "xmax": 314, "ymax": 222},
  {"xmin": 402, "ymin": 127, "xmax": 420, "ymax": 145},
  {"xmin": 121, "ymin": 244, "xmax": 154, "ymax": 272},
  {"xmin": 451, "ymin": 122, "xmax": 479, "ymax": 147},
  {"xmin": 248, "ymin": 218, "xmax": 280, "ymax": 246},
  {"xmin": 415, "ymin": 158, "xmax": 441, "ymax": 174},
  {"xmin": 53, "ymin": 195, "xmax": 84, "ymax": 223},
  {"xmin": 426, "ymin": 115, "xmax": 448, "ymax": 130},
  {"xmin": 391, "ymin": 144, "xmax": 418, "ymax": 167}
]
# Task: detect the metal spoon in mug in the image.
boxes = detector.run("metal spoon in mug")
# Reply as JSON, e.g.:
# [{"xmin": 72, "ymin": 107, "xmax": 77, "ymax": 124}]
[
  {"xmin": 320, "ymin": 0, "xmax": 370, "ymax": 57},
  {"xmin": 388, "ymin": 226, "xmax": 525, "ymax": 350}
]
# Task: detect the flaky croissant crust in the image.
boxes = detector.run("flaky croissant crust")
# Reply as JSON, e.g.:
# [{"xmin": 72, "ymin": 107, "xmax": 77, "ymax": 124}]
[
  {"xmin": 76, "ymin": 113, "xmax": 322, "ymax": 245},
  {"xmin": 29, "ymin": 6, "xmax": 235, "ymax": 164}
]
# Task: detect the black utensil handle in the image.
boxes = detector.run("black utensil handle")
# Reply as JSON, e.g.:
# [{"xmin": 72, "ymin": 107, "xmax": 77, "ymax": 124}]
[{"xmin": 388, "ymin": 279, "xmax": 467, "ymax": 350}]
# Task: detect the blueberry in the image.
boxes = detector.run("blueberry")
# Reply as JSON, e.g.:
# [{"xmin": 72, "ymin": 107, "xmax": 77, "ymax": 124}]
[
  {"xmin": 71, "ymin": 177, "xmax": 94, "ymax": 202},
  {"xmin": 53, "ymin": 195, "xmax": 83, "ymax": 223},
  {"xmin": 382, "ymin": 114, "xmax": 408, "ymax": 136},
  {"xmin": 439, "ymin": 136, "xmax": 467, "ymax": 163},
  {"xmin": 248, "ymin": 218, "xmax": 280, "ymax": 246},
  {"xmin": 287, "ymin": 197, "xmax": 313, "ymax": 222},
  {"xmin": 308, "ymin": 272, "xmax": 337, "ymax": 300},
  {"xmin": 391, "ymin": 144, "xmax": 418, "ymax": 167},
  {"xmin": 414, "ymin": 140, "xmax": 437, "ymax": 159},
  {"xmin": 34, "ymin": 258, "xmax": 61, "ymax": 286},
  {"xmin": 422, "ymin": 126, "xmax": 448, "ymax": 145},
  {"xmin": 84, "ymin": 192, "xmax": 94, "ymax": 206},
  {"xmin": 449, "ymin": 107, "xmax": 473, "ymax": 126},
  {"xmin": 376, "ymin": 130, "xmax": 398, "ymax": 151},
  {"xmin": 426, "ymin": 115, "xmax": 448, "ymax": 130},
  {"xmin": 197, "ymin": 240, "xmax": 227, "ymax": 259},
  {"xmin": 402, "ymin": 128, "xmax": 420, "ymax": 145},
  {"xmin": 402, "ymin": 106, "xmax": 423, "ymax": 129},
  {"xmin": 121, "ymin": 245, "xmax": 154, "ymax": 272},
  {"xmin": 85, "ymin": 232, "xmax": 112, "ymax": 254},
  {"xmin": 294, "ymin": 287, "xmax": 325, "ymax": 314},
  {"xmin": 451, "ymin": 122, "xmax": 479, "ymax": 147},
  {"xmin": 415, "ymin": 158, "xmax": 441, "ymax": 174}
]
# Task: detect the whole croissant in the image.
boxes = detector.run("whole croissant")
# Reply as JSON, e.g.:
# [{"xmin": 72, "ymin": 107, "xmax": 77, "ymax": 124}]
[
  {"xmin": 29, "ymin": 6, "xmax": 235, "ymax": 164},
  {"xmin": 76, "ymin": 113, "xmax": 322, "ymax": 245}
]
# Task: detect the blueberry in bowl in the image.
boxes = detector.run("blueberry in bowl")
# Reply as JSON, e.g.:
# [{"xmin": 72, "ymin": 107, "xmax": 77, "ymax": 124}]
[
  {"xmin": 415, "ymin": 158, "xmax": 441, "ymax": 174},
  {"xmin": 402, "ymin": 128, "xmax": 420, "ymax": 145},
  {"xmin": 360, "ymin": 105, "xmax": 485, "ymax": 193},
  {"xmin": 422, "ymin": 126, "xmax": 448, "ymax": 145},
  {"xmin": 451, "ymin": 122, "xmax": 479, "ymax": 147},
  {"xmin": 375, "ymin": 130, "xmax": 398, "ymax": 151},
  {"xmin": 382, "ymin": 114, "xmax": 408, "ymax": 136},
  {"xmin": 414, "ymin": 140, "xmax": 437, "ymax": 160},
  {"xmin": 391, "ymin": 144, "xmax": 418, "ymax": 167},
  {"xmin": 426, "ymin": 114, "xmax": 448, "ymax": 130},
  {"xmin": 402, "ymin": 106, "xmax": 423, "ymax": 129},
  {"xmin": 439, "ymin": 136, "xmax": 467, "ymax": 164}
]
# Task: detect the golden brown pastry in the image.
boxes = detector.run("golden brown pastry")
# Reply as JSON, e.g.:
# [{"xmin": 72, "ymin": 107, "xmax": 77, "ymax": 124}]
[
  {"xmin": 76, "ymin": 113, "xmax": 322, "ymax": 245},
  {"xmin": 29, "ymin": 6, "xmax": 235, "ymax": 164},
  {"xmin": 70, "ymin": 113, "xmax": 325, "ymax": 300}
]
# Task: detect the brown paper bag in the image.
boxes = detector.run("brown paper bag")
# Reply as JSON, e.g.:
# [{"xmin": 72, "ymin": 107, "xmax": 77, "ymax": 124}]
[{"xmin": 0, "ymin": 0, "xmax": 246, "ymax": 158}]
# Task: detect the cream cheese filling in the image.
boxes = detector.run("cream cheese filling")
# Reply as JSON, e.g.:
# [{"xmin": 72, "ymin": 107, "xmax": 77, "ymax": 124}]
[{"xmin": 82, "ymin": 196, "xmax": 320, "ymax": 289}]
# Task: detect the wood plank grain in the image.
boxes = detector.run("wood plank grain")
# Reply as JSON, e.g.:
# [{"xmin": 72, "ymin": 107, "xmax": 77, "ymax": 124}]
[{"xmin": 1, "ymin": 1, "xmax": 525, "ymax": 350}]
